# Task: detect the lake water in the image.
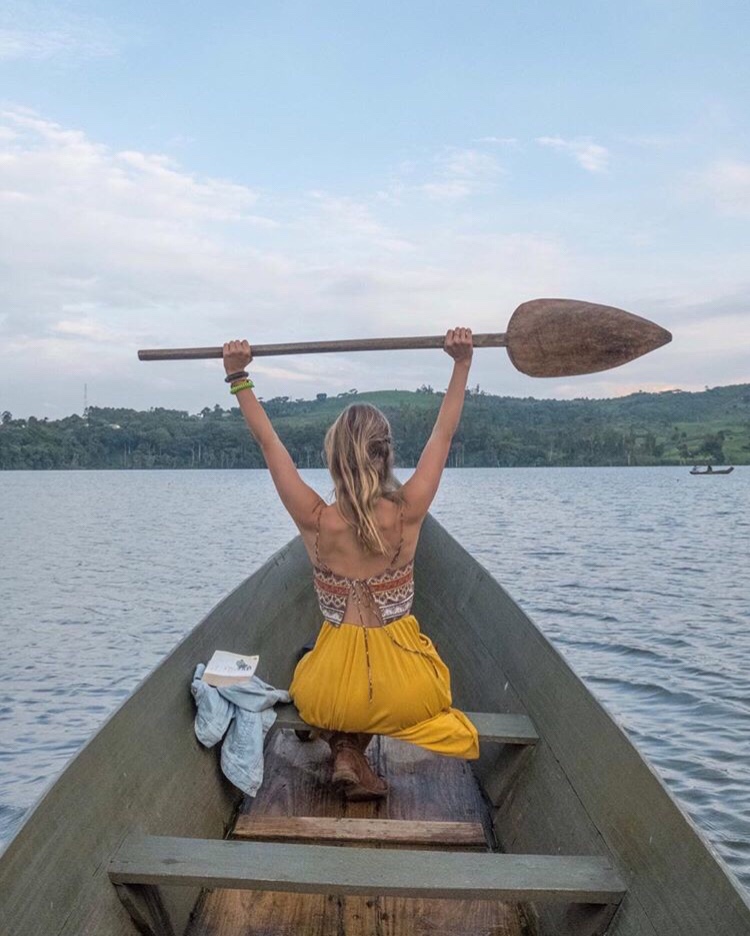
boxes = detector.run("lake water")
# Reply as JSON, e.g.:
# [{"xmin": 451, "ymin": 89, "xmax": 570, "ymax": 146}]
[{"xmin": 0, "ymin": 467, "xmax": 748, "ymax": 895}]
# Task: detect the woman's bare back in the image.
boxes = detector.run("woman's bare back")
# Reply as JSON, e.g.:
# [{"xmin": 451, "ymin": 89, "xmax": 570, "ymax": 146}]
[{"xmin": 302, "ymin": 497, "xmax": 423, "ymax": 627}]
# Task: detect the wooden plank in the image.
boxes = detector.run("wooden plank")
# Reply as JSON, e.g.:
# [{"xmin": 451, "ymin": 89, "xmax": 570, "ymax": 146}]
[
  {"xmin": 110, "ymin": 834, "xmax": 627, "ymax": 904},
  {"xmin": 233, "ymin": 816, "xmax": 486, "ymax": 847},
  {"xmin": 189, "ymin": 729, "xmax": 353, "ymax": 936},
  {"xmin": 469, "ymin": 711, "xmax": 539, "ymax": 744},
  {"xmin": 376, "ymin": 733, "xmax": 495, "ymax": 843},
  {"xmin": 186, "ymin": 724, "xmax": 528, "ymax": 935},
  {"xmin": 273, "ymin": 703, "xmax": 539, "ymax": 745},
  {"xmin": 372, "ymin": 735, "xmax": 523, "ymax": 935}
]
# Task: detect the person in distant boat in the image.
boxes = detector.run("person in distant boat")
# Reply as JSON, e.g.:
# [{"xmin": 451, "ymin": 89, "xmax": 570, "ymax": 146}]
[{"xmin": 222, "ymin": 331, "xmax": 479, "ymax": 800}]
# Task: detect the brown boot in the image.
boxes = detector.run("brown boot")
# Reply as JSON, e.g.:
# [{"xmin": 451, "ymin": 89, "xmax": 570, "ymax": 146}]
[{"xmin": 329, "ymin": 733, "xmax": 388, "ymax": 801}]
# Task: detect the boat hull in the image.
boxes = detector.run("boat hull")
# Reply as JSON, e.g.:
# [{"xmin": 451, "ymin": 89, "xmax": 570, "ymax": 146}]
[
  {"xmin": 690, "ymin": 467, "xmax": 734, "ymax": 474},
  {"xmin": 0, "ymin": 514, "xmax": 748, "ymax": 935}
]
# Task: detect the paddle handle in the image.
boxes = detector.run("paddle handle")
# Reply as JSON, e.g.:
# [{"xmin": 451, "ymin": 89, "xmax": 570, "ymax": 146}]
[{"xmin": 138, "ymin": 333, "xmax": 508, "ymax": 361}]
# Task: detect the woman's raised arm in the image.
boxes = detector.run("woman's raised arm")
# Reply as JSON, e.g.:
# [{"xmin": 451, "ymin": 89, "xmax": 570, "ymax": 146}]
[
  {"xmin": 223, "ymin": 340, "xmax": 322, "ymax": 530},
  {"xmin": 400, "ymin": 327, "xmax": 473, "ymax": 517}
]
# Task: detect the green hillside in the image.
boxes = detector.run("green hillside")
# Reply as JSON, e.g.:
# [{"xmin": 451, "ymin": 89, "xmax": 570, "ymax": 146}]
[{"xmin": 1, "ymin": 384, "xmax": 748, "ymax": 470}]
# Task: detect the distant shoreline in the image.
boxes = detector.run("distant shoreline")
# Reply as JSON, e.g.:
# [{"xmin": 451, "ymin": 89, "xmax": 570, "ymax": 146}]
[
  {"xmin": 2, "ymin": 383, "xmax": 748, "ymax": 470},
  {"xmin": 0, "ymin": 464, "xmax": 741, "ymax": 472}
]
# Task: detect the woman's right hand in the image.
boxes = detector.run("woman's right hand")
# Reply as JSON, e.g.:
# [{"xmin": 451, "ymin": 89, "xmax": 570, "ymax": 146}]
[
  {"xmin": 223, "ymin": 339, "xmax": 253, "ymax": 375},
  {"xmin": 444, "ymin": 327, "xmax": 473, "ymax": 364}
]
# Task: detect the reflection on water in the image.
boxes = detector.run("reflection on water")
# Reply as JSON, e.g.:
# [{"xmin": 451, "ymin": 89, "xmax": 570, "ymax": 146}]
[{"xmin": 0, "ymin": 467, "xmax": 748, "ymax": 892}]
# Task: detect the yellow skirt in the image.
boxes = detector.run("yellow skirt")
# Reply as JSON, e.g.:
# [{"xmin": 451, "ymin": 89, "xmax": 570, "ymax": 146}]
[{"xmin": 289, "ymin": 614, "xmax": 479, "ymax": 760}]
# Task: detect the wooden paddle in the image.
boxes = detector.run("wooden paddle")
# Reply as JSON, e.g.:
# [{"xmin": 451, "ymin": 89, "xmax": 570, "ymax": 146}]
[{"xmin": 137, "ymin": 298, "xmax": 672, "ymax": 377}]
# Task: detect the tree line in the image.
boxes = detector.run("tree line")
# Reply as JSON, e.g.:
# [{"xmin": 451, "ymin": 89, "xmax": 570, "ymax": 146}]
[{"xmin": 1, "ymin": 383, "xmax": 748, "ymax": 470}]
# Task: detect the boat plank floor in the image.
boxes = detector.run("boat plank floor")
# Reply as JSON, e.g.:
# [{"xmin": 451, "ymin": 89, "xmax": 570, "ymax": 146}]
[{"xmin": 185, "ymin": 730, "xmax": 531, "ymax": 936}]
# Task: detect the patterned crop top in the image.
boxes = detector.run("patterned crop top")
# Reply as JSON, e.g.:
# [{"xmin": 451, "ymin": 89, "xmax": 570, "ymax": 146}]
[{"xmin": 311, "ymin": 500, "xmax": 415, "ymax": 627}]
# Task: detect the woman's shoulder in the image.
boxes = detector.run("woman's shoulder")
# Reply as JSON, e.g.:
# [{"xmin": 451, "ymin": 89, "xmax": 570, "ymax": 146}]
[
  {"xmin": 383, "ymin": 487, "xmax": 424, "ymax": 526},
  {"xmin": 294, "ymin": 496, "xmax": 328, "ymax": 535}
]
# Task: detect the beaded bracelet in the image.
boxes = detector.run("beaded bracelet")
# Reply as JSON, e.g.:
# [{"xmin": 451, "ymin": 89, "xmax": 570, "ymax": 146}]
[
  {"xmin": 230, "ymin": 378, "xmax": 254, "ymax": 395},
  {"xmin": 224, "ymin": 369, "xmax": 249, "ymax": 383}
]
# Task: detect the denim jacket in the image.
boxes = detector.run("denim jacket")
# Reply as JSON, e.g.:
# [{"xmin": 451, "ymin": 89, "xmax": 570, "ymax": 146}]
[{"xmin": 190, "ymin": 663, "xmax": 291, "ymax": 796}]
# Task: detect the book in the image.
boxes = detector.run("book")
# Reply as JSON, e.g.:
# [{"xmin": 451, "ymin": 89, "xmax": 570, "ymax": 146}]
[{"xmin": 202, "ymin": 651, "xmax": 260, "ymax": 687}]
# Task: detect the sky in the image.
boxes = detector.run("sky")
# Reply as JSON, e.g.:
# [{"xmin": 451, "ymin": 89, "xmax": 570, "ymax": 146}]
[{"xmin": 1, "ymin": 0, "xmax": 749, "ymax": 420}]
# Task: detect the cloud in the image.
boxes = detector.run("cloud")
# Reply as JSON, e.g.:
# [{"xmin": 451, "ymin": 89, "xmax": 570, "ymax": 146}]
[
  {"xmin": 536, "ymin": 136, "xmax": 610, "ymax": 173},
  {"xmin": 691, "ymin": 159, "xmax": 750, "ymax": 216},
  {"xmin": 1, "ymin": 108, "xmax": 748, "ymax": 419},
  {"xmin": 615, "ymin": 133, "xmax": 681, "ymax": 150},
  {"xmin": 442, "ymin": 149, "xmax": 502, "ymax": 177},
  {"xmin": 0, "ymin": 108, "xmax": 291, "ymax": 361},
  {"xmin": 420, "ymin": 179, "xmax": 476, "ymax": 200},
  {"xmin": 0, "ymin": 3, "xmax": 117, "ymax": 62},
  {"xmin": 418, "ymin": 146, "xmax": 505, "ymax": 201},
  {"xmin": 304, "ymin": 191, "xmax": 413, "ymax": 252},
  {"xmin": 0, "ymin": 109, "xmax": 574, "ymax": 417},
  {"xmin": 53, "ymin": 316, "xmax": 128, "ymax": 342},
  {"xmin": 0, "ymin": 29, "xmax": 111, "ymax": 61}
]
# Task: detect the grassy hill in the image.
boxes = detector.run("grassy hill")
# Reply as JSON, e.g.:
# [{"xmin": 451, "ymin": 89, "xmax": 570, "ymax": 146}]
[{"xmin": 1, "ymin": 384, "xmax": 748, "ymax": 469}]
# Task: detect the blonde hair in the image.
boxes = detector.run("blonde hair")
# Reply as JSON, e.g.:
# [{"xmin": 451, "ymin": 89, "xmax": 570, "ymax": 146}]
[{"xmin": 323, "ymin": 403, "xmax": 404, "ymax": 556}]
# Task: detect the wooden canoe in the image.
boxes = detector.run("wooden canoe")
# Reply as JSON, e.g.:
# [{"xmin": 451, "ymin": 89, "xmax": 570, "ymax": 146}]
[
  {"xmin": 1, "ymin": 513, "xmax": 748, "ymax": 936},
  {"xmin": 690, "ymin": 466, "xmax": 735, "ymax": 474}
]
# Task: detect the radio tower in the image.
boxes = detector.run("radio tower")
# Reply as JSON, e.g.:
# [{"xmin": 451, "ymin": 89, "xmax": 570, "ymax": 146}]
[{"xmin": 84, "ymin": 382, "xmax": 88, "ymax": 419}]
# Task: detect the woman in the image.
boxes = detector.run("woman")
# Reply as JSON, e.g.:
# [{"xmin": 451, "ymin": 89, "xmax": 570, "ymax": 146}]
[{"xmin": 222, "ymin": 327, "xmax": 479, "ymax": 800}]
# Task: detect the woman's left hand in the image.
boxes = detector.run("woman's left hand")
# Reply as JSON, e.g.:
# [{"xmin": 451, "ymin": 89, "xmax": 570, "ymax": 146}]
[{"xmin": 223, "ymin": 339, "xmax": 253, "ymax": 374}]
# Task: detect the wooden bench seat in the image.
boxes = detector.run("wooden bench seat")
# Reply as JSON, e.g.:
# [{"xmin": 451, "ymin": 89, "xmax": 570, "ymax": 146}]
[
  {"xmin": 109, "ymin": 833, "xmax": 625, "ymax": 903},
  {"xmin": 273, "ymin": 703, "xmax": 540, "ymax": 745}
]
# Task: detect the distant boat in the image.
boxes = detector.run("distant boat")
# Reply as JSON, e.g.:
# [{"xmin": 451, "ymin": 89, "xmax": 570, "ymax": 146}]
[{"xmin": 690, "ymin": 466, "xmax": 735, "ymax": 475}]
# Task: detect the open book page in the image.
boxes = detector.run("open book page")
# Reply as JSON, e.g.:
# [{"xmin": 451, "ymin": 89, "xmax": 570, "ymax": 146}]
[{"xmin": 202, "ymin": 651, "xmax": 259, "ymax": 687}]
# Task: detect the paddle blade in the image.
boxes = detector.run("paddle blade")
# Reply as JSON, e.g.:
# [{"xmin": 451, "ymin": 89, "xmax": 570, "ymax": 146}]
[{"xmin": 505, "ymin": 299, "xmax": 672, "ymax": 378}]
